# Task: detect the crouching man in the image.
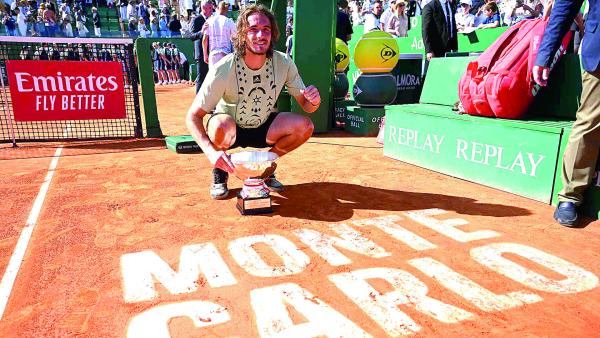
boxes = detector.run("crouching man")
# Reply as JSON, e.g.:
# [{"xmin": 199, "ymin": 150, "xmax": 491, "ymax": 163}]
[{"xmin": 186, "ymin": 4, "xmax": 321, "ymax": 199}]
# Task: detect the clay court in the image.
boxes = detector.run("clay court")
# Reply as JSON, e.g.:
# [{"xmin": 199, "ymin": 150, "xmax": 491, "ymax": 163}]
[{"xmin": 0, "ymin": 85, "xmax": 599, "ymax": 337}]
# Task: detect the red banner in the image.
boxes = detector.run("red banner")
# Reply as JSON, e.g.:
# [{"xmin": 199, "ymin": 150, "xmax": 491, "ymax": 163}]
[{"xmin": 6, "ymin": 60, "xmax": 127, "ymax": 121}]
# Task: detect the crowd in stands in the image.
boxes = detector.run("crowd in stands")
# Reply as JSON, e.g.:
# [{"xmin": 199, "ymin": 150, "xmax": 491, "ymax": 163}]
[
  {"xmin": 1, "ymin": 0, "xmax": 94, "ymax": 37},
  {"xmin": 341, "ymin": 0, "xmax": 574, "ymax": 35},
  {"xmin": 0, "ymin": 0, "xmax": 257, "ymax": 38}
]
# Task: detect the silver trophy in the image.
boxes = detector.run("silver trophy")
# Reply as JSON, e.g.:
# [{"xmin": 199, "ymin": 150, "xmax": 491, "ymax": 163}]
[{"xmin": 231, "ymin": 151, "xmax": 279, "ymax": 215}]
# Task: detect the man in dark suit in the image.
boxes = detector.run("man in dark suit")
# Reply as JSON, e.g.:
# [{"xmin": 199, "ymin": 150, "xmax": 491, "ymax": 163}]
[
  {"xmin": 188, "ymin": 0, "xmax": 214, "ymax": 93},
  {"xmin": 422, "ymin": 0, "xmax": 458, "ymax": 61},
  {"xmin": 534, "ymin": 0, "xmax": 599, "ymax": 227}
]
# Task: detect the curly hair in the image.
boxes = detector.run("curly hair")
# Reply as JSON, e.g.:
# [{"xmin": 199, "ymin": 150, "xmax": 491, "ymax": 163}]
[{"xmin": 232, "ymin": 4, "xmax": 280, "ymax": 58}]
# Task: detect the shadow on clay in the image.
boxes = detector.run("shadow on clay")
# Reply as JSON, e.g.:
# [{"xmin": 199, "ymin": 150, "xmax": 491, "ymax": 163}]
[{"xmin": 267, "ymin": 182, "xmax": 531, "ymax": 222}]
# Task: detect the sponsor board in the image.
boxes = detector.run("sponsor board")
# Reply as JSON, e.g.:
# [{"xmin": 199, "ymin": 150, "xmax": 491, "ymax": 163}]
[
  {"xmin": 383, "ymin": 110, "xmax": 561, "ymax": 202},
  {"xmin": 6, "ymin": 60, "xmax": 126, "ymax": 121}
]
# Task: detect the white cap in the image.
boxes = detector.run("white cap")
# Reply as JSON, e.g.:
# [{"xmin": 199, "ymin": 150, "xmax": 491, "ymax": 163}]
[{"xmin": 460, "ymin": 0, "xmax": 472, "ymax": 5}]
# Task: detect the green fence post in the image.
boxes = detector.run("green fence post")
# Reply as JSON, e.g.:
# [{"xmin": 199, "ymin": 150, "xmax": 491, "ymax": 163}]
[
  {"xmin": 135, "ymin": 38, "xmax": 163, "ymax": 138},
  {"xmin": 270, "ymin": 0, "xmax": 288, "ymax": 53},
  {"xmin": 292, "ymin": 0, "xmax": 335, "ymax": 132}
]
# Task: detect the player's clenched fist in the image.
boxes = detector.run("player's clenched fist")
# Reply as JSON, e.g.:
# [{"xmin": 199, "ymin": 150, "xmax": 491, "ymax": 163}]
[{"xmin": 301, "ymin": 85, "xmax": 321, "ymax": 107}]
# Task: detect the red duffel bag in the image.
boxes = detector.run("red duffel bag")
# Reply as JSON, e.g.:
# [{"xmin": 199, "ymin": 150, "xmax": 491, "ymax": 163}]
[{"xmin": 458, "ymin": 18, "xmax": 572, "ymax": 119}]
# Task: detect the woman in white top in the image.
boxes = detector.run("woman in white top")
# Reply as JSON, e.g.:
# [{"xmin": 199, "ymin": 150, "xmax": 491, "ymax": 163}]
[
  {"xmin": 386, "ymin": 1, "xmax": 408, "ymax": 37},
  {"xmin": 180, "ymin": 14, "xmax": 192, "ymax": 35},
  {"xmin": 350, "ymin": 2, "xmax": 364, "ymax": 24},
  {"xmin": 456, "ymin": 0, "xmax": 476, "ymax": 32},
  {"xmin": 62, "ymin": 12, "xmax": 74, "ymax": 37},
  {"xmin": 138, "ymin": 17, "xmax": 150, "ymax": 37}
]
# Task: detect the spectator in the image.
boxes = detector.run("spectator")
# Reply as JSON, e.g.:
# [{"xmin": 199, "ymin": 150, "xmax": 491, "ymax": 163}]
[
  {"xmin": 2, "ymin": 11, "xmax": 16, "ymax": 36},
  {"xmin": 182, "ymin": 0, "xmax": 194, "ymax": 17},
  {"xmin": 478, "ymin": 1, "xmax": 500, "ymax": 28},
  {"xmin": 149, "ymin": 3, "xmax": 157, "ymax": 23},
  {"xmin": 387, "ymin": 1, "xmax": 408, "ymax": 37},
  {"xmin": 350, "ymin": 2, "xmax": 364, "ymax": 24},
  {"xmin": 159, "ymin": 12, "xmax": 168, "ymax": 36},
  {"xmin": 138, "ymin": 16, "xmax": 149, "ymax": 37},
  {"xmin": 62, "ymin": 12, "xmax": 74, "ymax": 37},
  {"xmin": 505, "ymin": 0, "xmax": 542, "ymax": 25},
  {"xmin": 127, "ymin": 0, "xmax": 136, "ymax": 20},
  {"xmin": 285, "ymin": 17, "xmax": 293, "ymax": 56},
  {"xmin": 363, "ymin": 0, "xmax": 383, "ymax": 31},
  {"xmin": 128, "ymin": 15, "xmax": 137, "ymax": 37},
  {"xmin": 75, "ymin": 8, "xmax": 88, "ymax": 37},
  {"xmin": 27, "ymin": 7, "xmax": 38, "ymax": 36},
  {"xmin": 380, "ymin": 0, "xmax": 396, "ymax": 31},
  {"xmin": 15, "ymin": 7, "xmax": 27, "ymax": 36},
  {"xmin": 188, "ymin": 0, "xmax": 214, "ymax": 92},
  {"xmin": 117, "ymin": 0, "xmax": 128, "ymax": 34},
  {"xmin": 336, "ymin": 0, "xmax": 354, "ymax": 42},
  {"xmin": 150, "ymin": 16, "xmax": 159, "ymax": 36},
  {"xmin": 20, "ymin": 45, "xmax": 31, "ymax": 60},
  {"xmin": 92, "ymin": 6, "xmax": 101, "ymax": 37},
  {"xmin": 422, "ymin": 0, "xmax": 458, "ymax": 60},
  {"xmin": 160, "ymin": 2, "xmax": 170, "ymax": 22},
  {"xmin": 180, "ymin": 13, "xmax": 192, "ymax": 35},
  {"xmin": 35, "ymin": 4, "xmax": 46, "ymax": 36},
  {"xmin": 455, "ymin": 0, "xmax": 475, "ymax": 32},
  {"xmin": 42, "ymin": 2, "xmax": 57, "ymax": 36},
  {"xmin": 286, "ymin": 0, "xmax": 293, "ymax": 22},
  {"xmin": 50, "ymin": 43, "xmax": 61, "ymax": 60},
  {"xmin": 138, "ymin": 0, "xmax": 149, "ymax": 24},
  {"xmin": 202, "ymin": 0, "xmax": 236, "ymax": 67},
  {"xmin": 59, "ymin": 2, "xmax": 71, "ymax": 18},
  {"xmin": 168, "ymin": 12, "xmax": 181, "ymax": 36}
]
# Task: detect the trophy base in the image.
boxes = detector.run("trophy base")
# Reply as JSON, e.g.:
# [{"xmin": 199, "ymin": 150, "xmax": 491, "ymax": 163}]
[{"xmin": 236, "ymin": 192, "xmax": 272, "ymax": 215}]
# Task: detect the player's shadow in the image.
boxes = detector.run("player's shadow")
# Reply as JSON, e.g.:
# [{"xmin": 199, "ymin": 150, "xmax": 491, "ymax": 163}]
[{"xmin": 270, "ymin": 182, "xmax": 531, "ymax": 222}]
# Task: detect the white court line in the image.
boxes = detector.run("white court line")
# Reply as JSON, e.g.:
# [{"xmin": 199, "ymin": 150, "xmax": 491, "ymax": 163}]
[{"xmin": 0, "ymin": 146, "xmax": 63, "ymax": 320}]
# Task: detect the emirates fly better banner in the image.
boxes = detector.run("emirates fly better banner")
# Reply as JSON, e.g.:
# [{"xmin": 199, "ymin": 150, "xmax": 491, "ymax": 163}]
[{"xmin": 6, "ymin": 60, "xmax": 126, "ymax": 121}]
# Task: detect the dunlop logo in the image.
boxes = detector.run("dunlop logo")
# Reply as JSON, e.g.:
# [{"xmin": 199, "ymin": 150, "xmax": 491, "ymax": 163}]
[{"xmin": 380, "ymin": 44, "xmax": 397, "ymax": 62}]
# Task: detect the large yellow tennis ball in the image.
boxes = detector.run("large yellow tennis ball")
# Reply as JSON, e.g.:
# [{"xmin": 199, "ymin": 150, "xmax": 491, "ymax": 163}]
[
  {"xmin": 353, "ymin": 31, "xmax": 399, "ymax": 73},
  {"xmin": 335, "ymin": 38, "xmax": 350, "ymax": 72}
]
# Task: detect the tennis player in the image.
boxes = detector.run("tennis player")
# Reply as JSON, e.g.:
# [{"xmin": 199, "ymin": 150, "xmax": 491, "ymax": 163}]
[{"xmin": 186, "ymin": 4, "xmax": 320, "ymax": 200}]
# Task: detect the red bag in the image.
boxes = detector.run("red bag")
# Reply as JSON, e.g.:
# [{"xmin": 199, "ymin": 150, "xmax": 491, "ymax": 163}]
[{"xmin": 458, "ymin": 19, "xmax": 572, "ymax": 119}]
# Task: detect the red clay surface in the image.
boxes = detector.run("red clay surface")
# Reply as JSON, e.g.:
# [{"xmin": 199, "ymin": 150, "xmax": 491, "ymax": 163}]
[{"xmin": 0, "ymin": 85, "xmax": 598, "ymax": 337}]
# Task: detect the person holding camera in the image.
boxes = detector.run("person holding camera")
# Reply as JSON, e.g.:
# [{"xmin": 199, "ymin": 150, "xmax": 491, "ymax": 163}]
[{"xmin": 506, "ymin": 0, "xmax": 542, "ymax": 25}]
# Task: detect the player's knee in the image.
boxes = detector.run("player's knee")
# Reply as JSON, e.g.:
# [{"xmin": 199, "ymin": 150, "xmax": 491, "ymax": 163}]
[{"xmin": 301, "ymin": 117, "xmax": 314, "ymax": 139}]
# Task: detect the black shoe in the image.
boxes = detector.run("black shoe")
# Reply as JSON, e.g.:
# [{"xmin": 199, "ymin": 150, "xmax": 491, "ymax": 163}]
[
  {"xmin": 553, "ymin": 202, "xmax": 578, "ymax": 227},
  {"xmin": 265, "ymin": 174, "xmax": 284, "ymax": 192},
  {"xmin": 210, "ymin": 168, "xmax": 229, "ymax": 200}
]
